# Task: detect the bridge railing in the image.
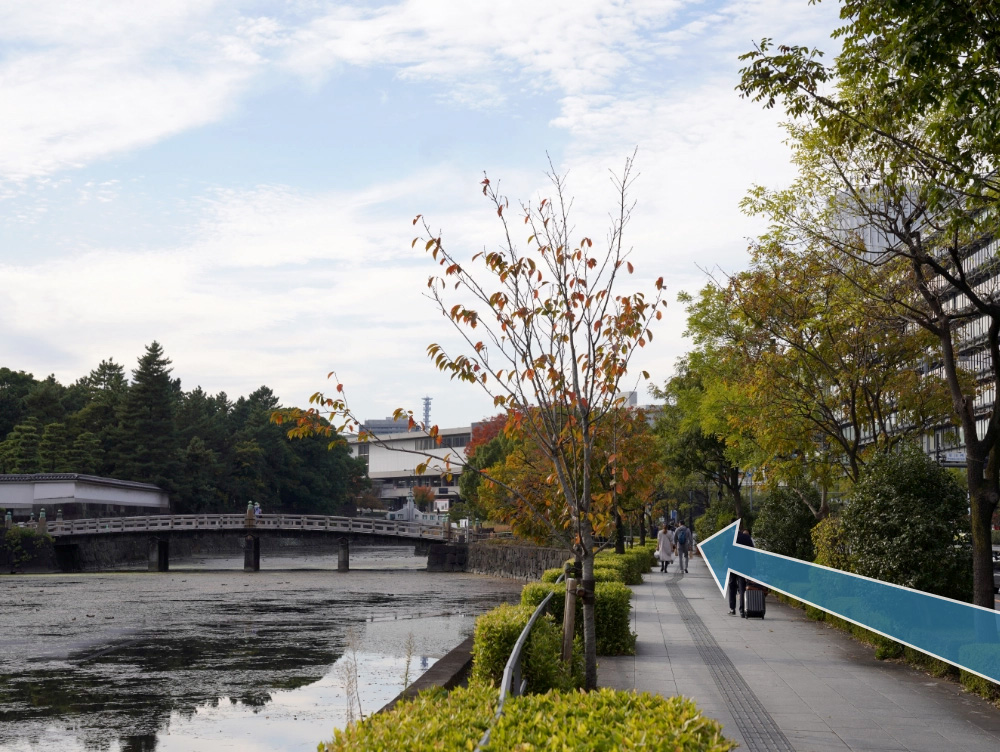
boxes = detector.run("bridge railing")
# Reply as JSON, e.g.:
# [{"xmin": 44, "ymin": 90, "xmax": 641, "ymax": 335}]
[{"xmin": 40, "ymin": 514, "xmax": 451, "ymax": 540}]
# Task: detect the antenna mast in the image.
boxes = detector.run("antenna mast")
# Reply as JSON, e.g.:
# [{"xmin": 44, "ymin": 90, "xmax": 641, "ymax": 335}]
[{"xmin": 422, "ymin": 396, "xmax": 432, "ymax": 427}]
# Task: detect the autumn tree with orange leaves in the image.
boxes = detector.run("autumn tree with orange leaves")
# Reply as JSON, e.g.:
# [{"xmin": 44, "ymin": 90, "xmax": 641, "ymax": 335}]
[{"xmin": 276, "ymin": 155, "xmax": 666, "ymax": 688}]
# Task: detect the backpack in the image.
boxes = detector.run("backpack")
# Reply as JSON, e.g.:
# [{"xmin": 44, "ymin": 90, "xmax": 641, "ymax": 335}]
[{"xmin": 676, "ymin": 528, "xmax": 688, "ymax": 546}]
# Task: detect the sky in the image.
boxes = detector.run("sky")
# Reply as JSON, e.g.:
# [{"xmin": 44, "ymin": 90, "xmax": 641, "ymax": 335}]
[{"xmin": 0, "ymin": 0, "xmax": 843, "ymax": 429}]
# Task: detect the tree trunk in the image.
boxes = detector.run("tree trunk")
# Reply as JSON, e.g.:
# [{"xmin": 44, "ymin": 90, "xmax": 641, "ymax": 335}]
[
  {"xmin": 580, "ymin": 523, "xmax": 598, "ymax": 690},
  {"xmin": 614, "ymin": 507, "xmax": 625, "ymax": 554},
  {"xmin": 638, "ymin": 512, "xmax": 646, "ymax": 546},
  {"xmin": 967, "ymin": 448, "xmax": 998, "ymax": 610}
]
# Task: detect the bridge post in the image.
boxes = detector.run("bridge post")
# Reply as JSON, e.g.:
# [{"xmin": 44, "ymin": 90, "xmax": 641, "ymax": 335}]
[
  {"xmin": 338, "ymin": 538, "xmax": 349, "ymax": 572},
  {"xmin": 244, "ymin": 534, "xmax": 260, "ymax": 572},
  {"xmin": 148, "ymin": 538, "xmax": 169, "ymax": 572}
]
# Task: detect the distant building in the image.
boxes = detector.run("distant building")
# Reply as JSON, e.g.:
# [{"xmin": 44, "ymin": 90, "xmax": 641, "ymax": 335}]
[
  {"xmin": 348, "ymin": 425, "xmax": 472, "ymax": 510},
  {"xmin": 361, "ymin": 416, "xmax": 414, "ymax": 435},
  {"xmin": 0, "ymin": 474, "xmax": 169, "ymax": 520},
  {"xmin": 385, "ymin": 488, "xmax": 449, "ymax": 524}
]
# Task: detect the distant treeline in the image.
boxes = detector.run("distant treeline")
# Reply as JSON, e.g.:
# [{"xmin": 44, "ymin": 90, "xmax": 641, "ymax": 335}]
[{"xmin": 0, "ymin": 341, "xmax": 367, "ymax": 515}]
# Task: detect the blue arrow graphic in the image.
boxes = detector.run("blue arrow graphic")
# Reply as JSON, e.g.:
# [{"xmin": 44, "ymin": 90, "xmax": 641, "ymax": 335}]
[{"xmin": 700, "ymin": 520, "xmax": 1000, "ymax": 684}]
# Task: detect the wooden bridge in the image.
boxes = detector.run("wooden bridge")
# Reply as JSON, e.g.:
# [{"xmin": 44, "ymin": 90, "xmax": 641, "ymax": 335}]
[
  {"xmin": 14, "ymin": 514, "xmax": 467, "ymax": 573},
  {"xmin": 41, "ymin": 513, "xmax": 452, "ymax": 541}
]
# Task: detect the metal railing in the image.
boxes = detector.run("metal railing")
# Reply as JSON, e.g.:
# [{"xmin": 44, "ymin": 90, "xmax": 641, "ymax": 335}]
[
  {"xmin": 29, "ymin": 514, "xmax": 451, "ymax": 541},
  {"xmin": 475, "ymin": 572, "xmax": 565, "ymax": 749}
]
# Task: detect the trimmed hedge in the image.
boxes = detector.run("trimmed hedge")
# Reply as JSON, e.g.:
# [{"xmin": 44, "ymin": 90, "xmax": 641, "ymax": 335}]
[
  {"xmin": 321, "ymin": 684, "xmax": 736, "ymax": 751},
  {"xmin": 521, "ymin": 581, "xmax": 636, "ymax": 656},
  {"xmin": 595, "ymin": 550, "xmax": 646, "ymax": 585},
  {"xmin": 541, "ymin": 567, "xmax": 563, "ymax": 583},
  {"xmin": 486, "ymin": 688, "xmax": 735, "ymax": 751},
  {"xmin": 321, "ymin": 683, "xmax": 495, "ymax": 751},
  {"xmin": 470, "ymin": 603, "xmax": 580, "ymax": 692}
]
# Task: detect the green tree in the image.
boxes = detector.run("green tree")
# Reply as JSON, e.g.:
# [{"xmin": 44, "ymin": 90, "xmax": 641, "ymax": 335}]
[
  {"xmin": 413, "ymin": 486, "xmax": 435, "ymax": 512},
  {"xmin": 0, "ymin": 368, "xmax": 37, "ymax": 439},
  {"xmin": 119, "ymin": 342, "xmax": 179, "ymax": 487},
  {"xmin": 23, "ymin": 375, "xmax": 68, "ymax": 426},
  {"xmin": 679, "ymin": 244, "xmax": 953, "ymax": 515},
  {"xmin": 752, "ymin": 484, "xmax": 818, "ymax": 561},
  {"xmin": 843, "ymin": 443, "xmax": 972, "ymax": 601},
  {"xmin": 459, "ymin": 423, "xmax": 514, "ymax": 520},
  {"xmin": 67, "ymin": 431, "xmax": 102, "ymax": 475},
  {"xmin": 281, "ymin": 156, "xmax": 666, "ymax": 688},
  {"xmin": 6, "ymin": 420, "xmax": 40, "ymax": 473},
  {"xmin": 174, "ymin": 436, "xmax": 224, "ymax": 513},
  {"xmin": 653, "ymin": 358, "xmax": 746, "ymax": 518},
  {"xmin": 738, "ymin": 1, "xmax": 1000, "ymax": 203},
  {"xmin": 38, "ymin": 422, "xmax": 69, "ymax": 473},
  {"xmin": 738, "ymin": 0, "xmax": 1000, "ymax": 608},
  {"xmin": 72, "ymin": 359, "xmax": 129, "ymax": 475}
]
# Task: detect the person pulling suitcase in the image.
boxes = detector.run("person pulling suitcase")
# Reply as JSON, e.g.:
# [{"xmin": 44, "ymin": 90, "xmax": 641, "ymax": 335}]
[{"xmin": 728, "ymin": 526, "xmax": 755, "ymax": 616}]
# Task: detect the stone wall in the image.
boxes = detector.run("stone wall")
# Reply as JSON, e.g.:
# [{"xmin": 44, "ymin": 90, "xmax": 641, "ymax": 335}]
[{"xmin": 466, "ymin": 542, "xmax": 568, "ymax": 580}]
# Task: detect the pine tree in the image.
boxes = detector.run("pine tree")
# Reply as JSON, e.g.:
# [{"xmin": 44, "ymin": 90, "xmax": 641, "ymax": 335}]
[
  {"xmin": 7, "ymin": 419, "xmax": 41, "ymax": 473},
  {"xmin": 38, "ymin": 422, "xmax": 69, "ymax": 472},
  {"xmin": 67, "ymin": 431, "xmax": 102, "ymax": 475},
  {"xmin": 0, "ymin": 367, "xmax": 37, "ymax": 439},
  {"xmin": 119, "ymin": 342, "xmax": 178, "ymax": 487},
  {"xmin": 24, "ymin": 375, "xmax": 68, "ymax": 425}
]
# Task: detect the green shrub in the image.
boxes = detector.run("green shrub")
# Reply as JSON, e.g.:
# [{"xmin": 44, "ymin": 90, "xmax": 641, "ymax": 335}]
[
  {"xmin": 2, "ymin": 527, "xmax": 53, "ymax": 569},
  {"xmin": 470, "ymin": 602, "xmax": 578, "ymax": 693},
  {"xmin": 521, "ymin": 581, "xmax": 635, "ymax": 656},
  {"xmin": 595, "ymin": 581, "xmax": 636, "ymax": 655},
  {"xmin": 486, "ymin": 688, "xmax": 736, "ymax": 751},
  {"xmin": 540, "ymin": 567, "xmax": 563, "ymax": 583},
  {"xmin": 960, "ymin": 671, "xmax": 1000, "ymax": 701},
  {"xmin": 958, "ymin": 644, "xmax": 1000, "ymax": 700},
  {"xmin": 592, "ymin": 565, "xmax": 627, "ymax": 583},
  {"xmin": 591, "ymin": 554, "xmax": 641, "ymax": 585},
  {"xmin": 471, "ymin": 603, "xmax": 528, "ymax": 688},
  {"xmin": 903, "ymin": 648, "xmax": 957, "ymax": 678},
  {"xmin": 844, "ymin": 444, "xmax": 972, "ymax": 601},
  {"xmin": 321, "ymin": 685, "xmax": 735, "ymax": 751},
  {"xmin": 597, "ymin": 548, "xmax": 648, "ymax": 585},
  {"xmin": 321, "ymin": 683, "xmax": 495, "ymax": 751},
  {"xmin": 753, "ymin": 484, "xmax": 817, "ymax": 560},
  {"xmin": 811, "ymin": 515, "xmax": 850, "ymax": 571}
]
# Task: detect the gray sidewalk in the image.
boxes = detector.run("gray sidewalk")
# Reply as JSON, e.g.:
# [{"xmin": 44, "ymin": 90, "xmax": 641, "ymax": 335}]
[{"xmin": 598, "ymin": 553, "xmax": 1000, "ymax": 752}]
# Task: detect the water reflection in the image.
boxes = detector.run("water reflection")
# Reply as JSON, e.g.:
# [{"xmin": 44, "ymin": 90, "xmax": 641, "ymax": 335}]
[{"xmin": 0, "ymin": 547, "xmax": 522, "ymax": 751}]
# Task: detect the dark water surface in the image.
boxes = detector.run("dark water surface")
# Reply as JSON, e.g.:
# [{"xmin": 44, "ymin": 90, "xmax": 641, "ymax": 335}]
[{"xmin": 0, "ymin": 546, "xmax": 522, "ymax": 751}]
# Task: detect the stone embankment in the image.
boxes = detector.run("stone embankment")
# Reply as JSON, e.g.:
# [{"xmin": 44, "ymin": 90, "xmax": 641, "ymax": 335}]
[{"xmin": 466, "ymin": 542, "xmax": 567, "ymax": 580}]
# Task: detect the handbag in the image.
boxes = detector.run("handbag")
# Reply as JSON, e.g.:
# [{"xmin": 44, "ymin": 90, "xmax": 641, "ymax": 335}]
[{"xmin": 654, "ymin": 550, "xmax": 661, "ymax": 560}]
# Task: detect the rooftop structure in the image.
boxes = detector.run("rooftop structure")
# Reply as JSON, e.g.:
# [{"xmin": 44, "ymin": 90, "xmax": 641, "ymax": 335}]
[{"xmin": 0, "ymin": 474, "xmax": 169, "ymax": 520}]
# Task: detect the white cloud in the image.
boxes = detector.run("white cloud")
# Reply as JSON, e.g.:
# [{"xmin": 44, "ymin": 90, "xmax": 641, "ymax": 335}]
[
  {"xmin": 0, "ymin": 2, "xmax": 282, "ymax": 180},
  {"xmin": 281, "ymin": 0, "xmax": 685, "ymax": 98},
  {"xmin": 0, "ymin": 0, "xmax": 850, "ymax": 424}
]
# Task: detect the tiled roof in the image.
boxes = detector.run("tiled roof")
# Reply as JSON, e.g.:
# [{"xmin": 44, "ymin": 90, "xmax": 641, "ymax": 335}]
[{"xmin": 0, "ymin": 474, "xmax": 163, "ymax": 492}]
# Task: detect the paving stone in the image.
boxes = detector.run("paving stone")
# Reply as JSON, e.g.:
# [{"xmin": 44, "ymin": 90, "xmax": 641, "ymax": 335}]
[{"xmin": 598, "ymin": 556, "xmax": 1000, "ymax": 752}]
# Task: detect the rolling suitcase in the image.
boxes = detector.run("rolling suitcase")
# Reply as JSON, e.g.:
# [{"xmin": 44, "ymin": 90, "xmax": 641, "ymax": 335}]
[{"xmin": 744, "ymin": 583, "xmax": 767, "ymax": 619}]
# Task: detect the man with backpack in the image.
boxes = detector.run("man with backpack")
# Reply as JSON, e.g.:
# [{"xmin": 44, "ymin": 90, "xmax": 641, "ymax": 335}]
[{"xmin": 674, "ymin": 521, "xmax": 691, "ymax": 574}]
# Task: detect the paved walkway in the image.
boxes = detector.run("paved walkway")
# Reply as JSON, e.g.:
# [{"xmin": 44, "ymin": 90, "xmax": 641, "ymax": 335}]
[{"xmin": 598, "ymin": 553, "xmax": 1000, "ymax": 752}]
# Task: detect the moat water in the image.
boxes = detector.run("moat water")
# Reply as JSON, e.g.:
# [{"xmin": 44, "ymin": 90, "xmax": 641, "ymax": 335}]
[{"xmin": 0, "ymin": 546, "xmax": 523, "ymax": 752}]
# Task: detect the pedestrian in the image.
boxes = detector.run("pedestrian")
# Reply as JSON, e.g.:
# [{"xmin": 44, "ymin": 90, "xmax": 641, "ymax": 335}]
[
  {"xmin": 728, "ymin": 526, "xmax": 755, "ymax": 616},
  {"xmin": 656, "ymin": 524, "xmax": 674, "ymax": 572},
  {"xmin": 254, "ymin": 502, "xmax": 262, "ymax": 519},
  {"xmin": 674, "ymin": 520, "xmax": 691, "ymax": 573}
]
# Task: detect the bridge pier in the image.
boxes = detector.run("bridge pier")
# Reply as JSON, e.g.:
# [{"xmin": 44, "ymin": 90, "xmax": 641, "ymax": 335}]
[
  {"xmin": 148, "ymin": 538, "xmax": 169, "ymax": 572},
  {"xmin": 338, "ymin": 538, "xmax": 349, "ymax": 571},
  {"xmin": 244, "ymin": 534, "xmax": 260, "ymax": 572},
  {"xmin": 426, "ymin": 543, "xmax": 468, "ymax": 572}
]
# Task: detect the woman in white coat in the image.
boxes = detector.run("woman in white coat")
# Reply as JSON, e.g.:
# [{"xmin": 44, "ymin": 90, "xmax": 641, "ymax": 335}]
[{"xmin": 656, "ymin": 524, "xmax": 675, "ymax": 573}]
